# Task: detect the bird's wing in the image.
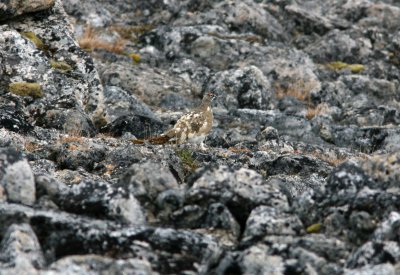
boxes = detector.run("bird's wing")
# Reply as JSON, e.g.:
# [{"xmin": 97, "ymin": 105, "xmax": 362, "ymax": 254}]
[{"xmin": 165, "ymin": 110, "xmax": 206, "ymax": 138}]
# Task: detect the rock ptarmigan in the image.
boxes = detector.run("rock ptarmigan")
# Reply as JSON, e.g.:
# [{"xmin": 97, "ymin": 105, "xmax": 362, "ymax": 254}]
[{"xmin": 133, "ymin": 92, "xmax": 216, "ymax": 149}]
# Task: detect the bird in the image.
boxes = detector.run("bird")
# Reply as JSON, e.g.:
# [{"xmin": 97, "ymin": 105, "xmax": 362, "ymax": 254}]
[{"xmin": 132, "ymin": 92, "xmax": 217, "ymax": 150}]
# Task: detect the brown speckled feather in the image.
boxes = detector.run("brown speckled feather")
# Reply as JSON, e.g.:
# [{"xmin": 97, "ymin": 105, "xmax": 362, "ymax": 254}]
[{"xmin": 132, "ymin": 92, "xmax": 216, "ymax": 146}]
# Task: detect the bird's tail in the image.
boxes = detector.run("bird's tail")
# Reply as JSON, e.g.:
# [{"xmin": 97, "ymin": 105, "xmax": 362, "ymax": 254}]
[{"xmin": 132, "ymin": 135, "xmax": 171, "ymax": 145}]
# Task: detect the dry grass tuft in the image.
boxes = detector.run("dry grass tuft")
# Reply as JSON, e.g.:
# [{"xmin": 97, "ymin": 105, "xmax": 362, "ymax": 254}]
[
  {"xmin": 59, "ymin": 135, "xmax": 84, "ymax": 144},
  {"xmin": 274, "ymin": 79, "xmax": 331, "ymax": 120},
  {"xmin": 24, "ymin": 141, "xmax": 41, "ymax": 152},
  {"xmin": 306, "ymin": 103, "xmax": 329, "ymax": 120},
  {"xmin": 103, "ymin": 164, "xmax": 116, "ymax": 177},
  {"xmin": 67, "ymin": 144, "xmax": 79, "ymax": 151},
  {"xmin": 274, "ymin": 79, "xmax": 319, "ymax": 102},
  {"xmin": 78, "ymin": 26, "xmax": 126, "ymax": 54},
  {"xmin": 309, "ymin": 151, "xmax": 349, "ymax": 166},
  {"xmin": 228, "ymin": 147, "xmax": 251, "ymax": 154}
]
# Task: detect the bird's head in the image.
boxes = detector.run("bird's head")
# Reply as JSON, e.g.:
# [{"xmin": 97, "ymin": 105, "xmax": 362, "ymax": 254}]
[
  {"xmin": 201, "ymin": 92, "xmax": 217, "ymax": 108},
  {"xmin": 203, "ymin": 92, "xmax": 217, "ymax": 101},
  {"xmin": 207, "ymin": 92, "xmax": 217, "ymax": 101}
]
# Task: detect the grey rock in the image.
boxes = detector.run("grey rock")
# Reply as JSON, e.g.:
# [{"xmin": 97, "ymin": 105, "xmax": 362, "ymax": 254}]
[
  {"xmin": 169, "ymin": 204, "xmax": 207, "ymax": 228},
  {"xmin": 340, "ymin": 75, "xmax": 399, "ymax": 106},
  {"xmin": 305, "ymin": 29, "xmax": 373, "ymax": 63},
  {"xmin": 186, "ymin": 165, "xmax": 289, "ymax": 226},
  {"xmin": 98, "ymin": 144, "xmax": 144, "ymax": 178},
  {"xmin": 349, "ymin": 211, "xmax": 377, "ymax": 244},
  {"xmin": 0, "ymin": 203, "xmax": 222, "ymax": 274},
  {"xmin": 100, "ymin": 63, "xmax": 194, "ymax": 109},
  {"xmin": 256, "ymin": 154, "xmax": 332, "ymax": 178},
  {"xmin": 344, "ymin": 263, "xmax": 397, "ymax": 275},
  {"xmin": 101, "ymin": 113, "xmax": 166, "ymax": 138},
  {"xmin": 56, "ymin": 179, "xmax": 145, "ymax": 224},
  {"xmin": 0, "ymin": 148, "xmax": 36, "ymax": 205},
  {"xmin": 119, "ymin": 161, "xmax": 179, "ymax": 203},
  {"xmin": 207, "ymin": 65, "xmax": 273, "ymax": 111},
  {"xmin": 156, "ymin": 189, "xmax": 185, "ymax": 214},
  {"xmin": 0, "ymin": 0, "xmax": 55, "ymax": 20},
  {"xmin": 284, "ymin": 1, "xmax": 349, "ymax": 35},
  {"xmin": 0, "ymin": 0, "xmax": 105, "ymax": 134},
  {"xmin": 0, "ymin": 129, "xmax": 26, "ymax": 152},
  {"xmin": 325, "ymin": 162, "xmax": 376, "ymax": 206},
  {"xmin": 49, "ymin": 139, "xmax": 106, "ymax": 171},
  {"xmin": 0, "ymin": 105, "xmax": 33, "ymax": 134},
  {"xmin": 204, "ymin": 203, "xmax": 241, "ymax": 239},
  {"xmin": 358, "ymin": 2, "xmax": 400, "ymax": 32},
  {"xmin": 243, "ymin": 206, "xmax": 304, "ymax": 242},
  {"xmin": 296, "ymin": 234, "xmax": 349, "ymax": 263},
  {"xmin": 33, "ymin": 107, "xmax": 97, "ymax": 138},
  {"xmin": 240, "ymin": 244, "xmax": 285, "ymax": 275},
  {"xmin": 46, "ymin": 255, "xmax": 156, "ymax": 275},
  {"xmin": 347, "ymin": 212, "xmax": 400, "ymax": 268},
  {"xmin": 35, "ymin": 173, "xmax": 68, "ymax": 199},
  {"xmin": 256, "ymin": 126, "xmax": 279, "ymax": 141},
  {"xmin": 329, "ymin": 126, "xmax": 397, "ymax": 153},
  {"xmin": 169, "ymin": 202, "xmax": 241, "ymax": 242},
  {"xmin": 103, "ymin": 85, "xmax": 159, "ymax": 122},
  {"xmin": 0, "ymin": 223, "xmax": 45, "ymax": 270},
  {"xmin": 290, "ymin": 247, "xmax": 343, "ymax": 275}
]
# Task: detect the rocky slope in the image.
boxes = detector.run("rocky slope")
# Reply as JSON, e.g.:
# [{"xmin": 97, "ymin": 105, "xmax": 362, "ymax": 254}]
[{"xmin": 1, "ymin": 0, "xmax": 400, "ymax": 274}]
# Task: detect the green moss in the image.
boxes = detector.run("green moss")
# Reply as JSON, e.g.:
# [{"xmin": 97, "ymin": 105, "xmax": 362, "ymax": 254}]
[
  {"xmin": 50, "ymin": 59, "xmax": 73, "ymax": 72},
  {"xmin": 306, "ymin": 223, "xmax": 321, "ymax": 234},
  {"xmin": 21, "ymin": 32, "xmax": 44, "ymax": 49},
  {"xmin": 128, "ymin": 53, "xmax": 141, "ymax": 63},
  {"xmin": 347, "ymin": 64, "xmax": 365, "ymax": 73},
  {"xmin": 176, "ymin": 148, "xmax": 199, "ymax": 172},
  {"xmin": 326, "ymin": 61, "xmax": 365, "ymax": 73},
  {"xmin": 9, "ymin": 82, "xmax": 43, "ymax": 98}
]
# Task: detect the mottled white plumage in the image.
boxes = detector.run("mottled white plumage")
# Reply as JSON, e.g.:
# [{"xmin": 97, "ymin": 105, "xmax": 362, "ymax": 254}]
[{"xmin": 163, "ymin": 92, "xmax": 216, "ymax": 149}]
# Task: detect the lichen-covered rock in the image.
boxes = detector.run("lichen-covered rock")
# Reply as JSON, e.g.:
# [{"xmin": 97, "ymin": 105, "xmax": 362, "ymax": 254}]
[
  {"xmin": 207, "ymin": 65, "xmax": 273, "ymax": 111},
  {"xmin": 100, "ymin": 63, "xmax": 196, "ymax": 110},
  {"xmin": 0, "ymin": 0, "xmax": 105, "ymax": 135},
  {"xmin": 240, "ymin": 245, "xmax": 285, "ymax": 275},
  {"xmin": 48, "ymin": 138, "xmax": 106, "ymax": 171},
  {"xmin": 242, "ymin": 206, "xmax": 304, "ymax": 243},
  {"xmin": 0, "ymin": 223, "xmax": 45, "ymax": 271},
  {"xmin": 0, "ymin": 148, "xmax": 36, "ymax": 205},
  {"xmin": 118, "ymin": 161, "xmax": 180, "ymax": 222},
  {"xmin": 305, "ymin": 29, "xmax": 373, "ymax": 63},
  {"xmin": 101, "ymin": 114, "xmax": 166, "ymax": 138},
  {"xmin": 119, "ymin": 161, "xmax": 179, "ymax": 202},
  {"xmin": 186, "ymin": 165, "xmax": 289, "ymax": 227},
  {"xmin": 47, "ymin": 255, "xmax": 156, "ymax": 275},
  {"xmin": 0, "ymin": 105, "xmax": 34, "ymax": 134},
  {"xmin": 344, "ymin": 263, "xmax": 397, "ymax": 275},
  {"xmin": 103, "ymin": 85, "xmax": 159, "ymax": 122},
  {"xmin": 0, "ymin": 0, "xmax": 55, "ymax": 20},
  {"xmin": 0, "ymin": 202, "xmax": 222, "ymax": 274},
  {"xmin": 55, "ymin": 179, "xmax": 145, "ymax": 224}
]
